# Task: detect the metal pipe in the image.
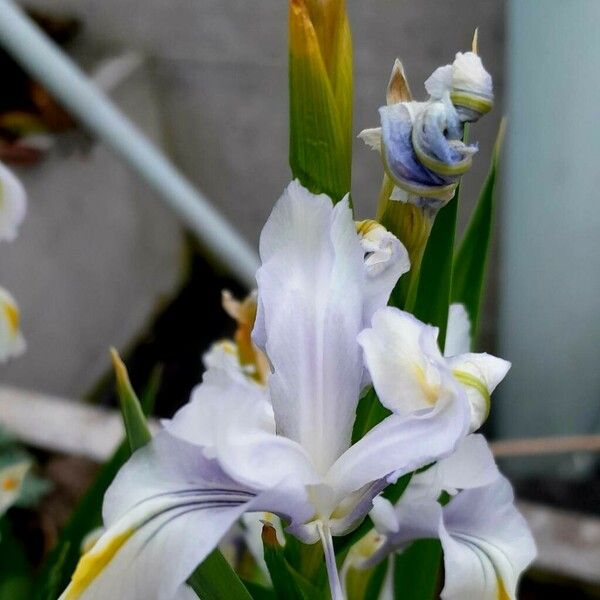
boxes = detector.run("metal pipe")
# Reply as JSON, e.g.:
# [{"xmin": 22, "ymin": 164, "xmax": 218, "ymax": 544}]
[{"xmin": 0, "ymin": 0, "xmax": 260, "ymax": 287}]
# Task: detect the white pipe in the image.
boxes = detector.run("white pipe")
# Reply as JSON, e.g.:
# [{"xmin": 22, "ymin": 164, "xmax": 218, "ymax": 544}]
[{"xmin": 0, "ymin": 0, "xmax": 259, "ymax": 287}]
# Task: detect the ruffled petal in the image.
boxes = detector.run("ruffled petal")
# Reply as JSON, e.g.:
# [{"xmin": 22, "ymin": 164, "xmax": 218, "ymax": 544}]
[
  {"xmin": 356, "ymin": 220, "xmax": 410, "ymax": 325},
  {"xmin": 448, "ymin": 352, "xmax": 511, "ymax": 431},
  {"xmin": 357, "ymin": 127, "xmax": 382, "ymax": 152},
  {"xmin": 0, "ymin": 161, "xmax": 26, "ymax": 242},
  {"xmin": 164, "ymin": 373, "xmax": 318, "ymax": 490},
  {"xmin": 358, "ymin": 307, "xmax": 460, "ymax": 416}
]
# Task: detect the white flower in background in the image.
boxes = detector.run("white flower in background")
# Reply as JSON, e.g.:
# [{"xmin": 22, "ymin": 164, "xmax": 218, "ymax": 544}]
[
  {"xmin": 59, "ymin": 180, "xmax": 474, "ymax": 600},
  {"xmin": 0, "ymin": 460, "xmax": 30, "ymax": 517},
  {"xmin": 364, "ymin": 435, "xmax": 536, "ymax": 600},
  {"xmin": 0, "ymin": 286, "xmax": 26, "ymax": 362},
  {"xmin": 0, "ymin": 161, "xmax": 27, "ymax": 242}
]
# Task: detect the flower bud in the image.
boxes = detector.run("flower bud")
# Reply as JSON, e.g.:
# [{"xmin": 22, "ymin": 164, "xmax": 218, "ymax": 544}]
[{"xmin": 425, "ymin": 32, "xmax": 494, "ymax": 122}]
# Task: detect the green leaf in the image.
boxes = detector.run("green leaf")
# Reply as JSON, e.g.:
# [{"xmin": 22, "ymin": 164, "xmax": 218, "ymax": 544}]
[
  {"xmin": 451, "ymin": 121, "xmax": 505, "ymax": 345},
  {"xmin": 413, "ymin": 190, "xmax": 460, "ymax": 350},
  {"xmin": 345, "ymin": 559, "xmax": 388, "ymax": 600},
  {"xmin": 393, "ymin": 540, "xmax": 441, "ymax": 600},
  {"xmin": 243, "ymin": 580, "xmax": 277, "ymax": 600},
  {"xmin": 351, "ymin": 387, "xmax": 391, "ymax": 443},
  {"xmin": 188, "ymin": 549, "xmax": 253, "ymax": 600},
  {"xmin": 262, "ymin": 523, "xmax": 325, "ymax": 600},
  {"xmin": 110, "ymin": 348, "xmax": 152, "ymax": 452},
  {"xmin": 0, "ymin": 520, "xmax": 33, "ymax": 600}
]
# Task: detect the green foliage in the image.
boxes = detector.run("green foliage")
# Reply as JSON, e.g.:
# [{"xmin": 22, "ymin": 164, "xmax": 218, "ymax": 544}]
[
  {"xmin": 451, "ymin": 121, "xmax": 505, "ymax": 345},
  {"xmin": 392, "ymin": 540, "xmax": 442, "ymax": 600},
  {"xmin": 413, "ymin": 191, "xmax": 460, "ymax": 350},
  {"xmin": 111, "ymin": 348, "xmax": 152, "ymax": 452},
  {"xmin": 188, "ymin": 549, "xmax": 253, "ymax": 600},
  {"xmin": 0, "ymin": 521, "xmax": 33, "ymax": 600},
  {"xmin": 262, "ymin": 524, "xmax": 325, "ymax": 600}
]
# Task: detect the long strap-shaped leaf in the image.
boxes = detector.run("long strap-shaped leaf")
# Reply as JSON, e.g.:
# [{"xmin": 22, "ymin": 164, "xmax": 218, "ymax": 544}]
[{"xmin": 451, "ymin": 120, "xmax": 505, "ymax": 346}]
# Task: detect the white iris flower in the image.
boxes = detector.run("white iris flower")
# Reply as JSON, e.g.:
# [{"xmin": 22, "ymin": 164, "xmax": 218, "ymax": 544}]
[
  {"xmin": 60, "ymin": 181, "xmax": 476, "ymax": 600},
  {"xmin": 366, "ymin": 435, "xmax": 536, "ymax": 600}
]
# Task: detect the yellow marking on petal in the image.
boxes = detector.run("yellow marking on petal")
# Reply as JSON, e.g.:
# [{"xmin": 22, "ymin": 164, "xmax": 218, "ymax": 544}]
[
  {"xmin": 219, "ymin": 340, "xmax": 237, "ymax": 355},
  {"xmin": 355, "ymin": 219, "xmax": 381, "ymax": 237},
  {"xmin": 414, "ymin": 364, "xmax": 441, "ymax": 405},
  {"xmin": 64, "ymin": 528, "xmax": 134, "ymax": 600},
  {"xmin": 450, "ymin": 91, "xmax": 493, "ymax": 116},
  {"xmin": 1, "ymin": 476, "xmax": 19, "ymax": 491},
  {"xmin": 497, "ymin": 577, "xmax": 510, "ymax": 600},
  {"xmin": 453, "ymin": 369, "xmax": 491, "ymax": 419},
  {"xmin": 2, "ymin": 299, "xmax": 20, "ymax": 336}
]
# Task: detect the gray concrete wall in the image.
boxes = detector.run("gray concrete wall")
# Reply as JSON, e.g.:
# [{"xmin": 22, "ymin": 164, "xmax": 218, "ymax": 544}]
[
  {"xmin": 3, "ymin": 0, "xmax": 504, "ymax": 397},
  {"xmin": 19, "ymin": 0, "xmax": 504, "ymax": 238}
]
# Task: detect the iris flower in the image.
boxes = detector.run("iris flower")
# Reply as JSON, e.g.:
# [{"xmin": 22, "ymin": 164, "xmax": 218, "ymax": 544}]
[
  {"xmin": 61, "ymin": 181, "xmax": 482, "ymax": 600},
  {"xmin": 364, "ymin": 435, "xmax": 536, "ymax": 600},
  {"xmin": 342, "ymin": 306, "xmax": 534, "ymax": 600}
]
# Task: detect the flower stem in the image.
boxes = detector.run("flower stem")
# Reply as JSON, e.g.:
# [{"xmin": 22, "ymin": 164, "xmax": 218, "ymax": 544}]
[{"xmin": 317, "ymin": 521, "xmax": 344, "ymax": 600}]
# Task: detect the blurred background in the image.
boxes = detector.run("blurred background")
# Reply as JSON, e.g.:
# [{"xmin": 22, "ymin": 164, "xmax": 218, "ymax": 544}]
[{"xmin": 0, "ymin": 0, "xmax": 598, "ymax": 597}]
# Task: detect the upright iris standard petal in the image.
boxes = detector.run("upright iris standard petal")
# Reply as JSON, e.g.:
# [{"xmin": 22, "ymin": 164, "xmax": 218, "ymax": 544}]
[
  {"xmin": 0, "ymin": 161, "xmax": 26, "ymax": 242},
  {"xmin": 254, "ymin": 180, "xmax": 368, "ymax": 473},
  {"xmin": 0, "ymin": 286, "xmax": 26, "ymax": 362},
  {"xmin": 444, "ymin": 303, "xmax": 471, "ymax": 356}
]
